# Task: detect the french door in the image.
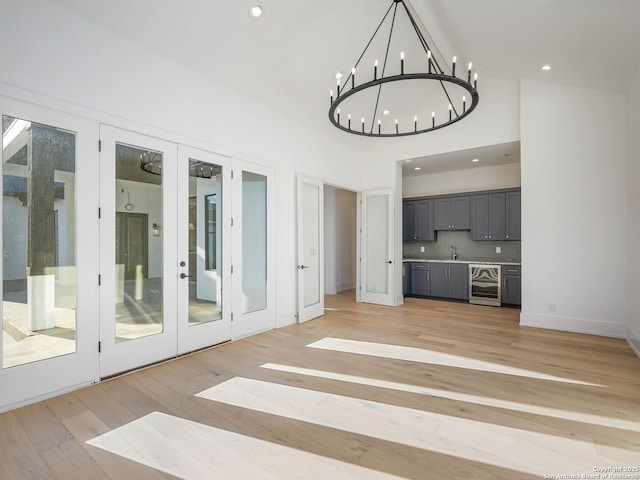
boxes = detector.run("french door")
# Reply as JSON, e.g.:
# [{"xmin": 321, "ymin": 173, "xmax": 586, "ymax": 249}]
[
  {"xmin": 296, "ymin": 175, "xmax": 324, "ymax": 323},
  {"xmin": 176, "ymin": 145, "xmax": 231, "ymax": 354},
  {"xmin": 99, "ymin": 126, "xmax": 179, "ymax": 377},
  {"xmin": 230, "ymin": 160, "xmax": 275, "ymax": 338},
  {"xmin": 0, "ymin": 98, "xmax": 98, "ymax": 412},
  {"xmin": 99, "ymin": 129, "xmax": 236, "ymax": 377},
  {"xmin": 361, "ymin": 189, "xmax": 395, "ymax": 306}
]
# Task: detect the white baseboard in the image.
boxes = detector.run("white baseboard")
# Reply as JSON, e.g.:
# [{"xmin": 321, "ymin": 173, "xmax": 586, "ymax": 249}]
[
  {"xmin": 627, "ymin": 324, "xmax": 640, "ymax": 359},
  {"xmin": 336, "ymin": 282, "xmax": 353, "ymax": 292},
  {"xmin": 276, "ymin": 311, "xmax": 297, "ymax": 328},
  {"xmin": 519, "ymin": 312, "xmax": 627, "ymax": 339}
]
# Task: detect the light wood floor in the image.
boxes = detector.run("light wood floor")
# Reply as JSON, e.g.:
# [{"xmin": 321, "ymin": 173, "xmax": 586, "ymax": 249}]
[{"xmin": 1, "ymin": 292, "xmax": 640, "ymax": 479}]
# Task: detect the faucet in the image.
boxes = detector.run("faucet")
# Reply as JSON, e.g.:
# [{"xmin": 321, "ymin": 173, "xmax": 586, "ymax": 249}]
[{"xmin": 451, "ymin": 245, "xmax": 457, "ymax": 260}]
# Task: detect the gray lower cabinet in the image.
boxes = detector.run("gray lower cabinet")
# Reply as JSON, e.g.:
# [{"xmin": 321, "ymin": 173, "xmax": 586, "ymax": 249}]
[
  {"xmin": 430, "ymin": 262, "xmax": 468, "ymax": 300},
  {"xmin": 501, "ymin": 265, "xmax": 521, "ymax": 305},
  {"xmin": 402, "ymin": 262, "xmax": 410, "ymax": 295},
  {"xmin": 409, "ymin": 262, "xmax": 430, "ymax": 296}
]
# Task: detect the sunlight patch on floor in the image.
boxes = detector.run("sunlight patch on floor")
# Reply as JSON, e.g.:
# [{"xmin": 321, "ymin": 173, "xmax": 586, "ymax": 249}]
[
  {"xmin": 261, "ymin": 362, "xmax": 640, "ymax": 432},
  {"xmin": 197, "ymin": 377, "xmax": 637, "ymax": 476},
  {"xmin": 87, "ymin": 411, "xmax": 405, "ymax": 480},
  {"xmin": 307, "ymin": 337, "xmax": 600, "ymax": 386}
]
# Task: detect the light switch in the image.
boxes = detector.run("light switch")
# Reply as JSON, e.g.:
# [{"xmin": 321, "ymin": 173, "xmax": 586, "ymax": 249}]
[
  {"xmin": 420, "ymin": 246, "xmax": 425, "ymax": 252},
  {"xmin": 496, "ymin": 246, "xmax": 501, "ymax": 253}
]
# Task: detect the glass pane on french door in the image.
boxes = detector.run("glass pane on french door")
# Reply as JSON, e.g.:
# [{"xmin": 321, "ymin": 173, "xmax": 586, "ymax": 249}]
[
  {"xmin": 242, "ymin": 171, "xmax": 267, "ymax": 314},
  {"xmin": 187, "ymin": 159, "xmax": 222, "ymax": 325},
  {"xmin": 2, "ymin": 116, "xmax": 77, "ymax": 368},
  {"xmin": 115, "ymin": 143, "xmax": 163, "ymax": 342}
]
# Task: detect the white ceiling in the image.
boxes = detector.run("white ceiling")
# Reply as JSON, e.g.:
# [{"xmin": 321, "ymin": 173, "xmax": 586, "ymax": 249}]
[{"xmin": 47, "ymin": 0, "xmax": 640, "ymax": 173}]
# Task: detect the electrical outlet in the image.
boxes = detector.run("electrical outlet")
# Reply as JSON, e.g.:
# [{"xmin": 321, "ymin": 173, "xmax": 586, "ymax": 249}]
[
  {"xmin": 420, "ymin": 246, "xmax": 425, "ymax": 253},
  {"xmin": 496, "ymin": 246, "xmax": 501, "ymax": 253}
]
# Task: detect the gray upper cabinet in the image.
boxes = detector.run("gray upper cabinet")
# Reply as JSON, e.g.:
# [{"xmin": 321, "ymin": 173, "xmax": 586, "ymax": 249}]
[
  {"xmin": 471, "ymin": 193, "xmax": 506, "ymax": 240},
  {"xmin": 434, "ymin": 196, "xmax": 469, "ymax": 230},
  {"xmin": 505, "ymin": 190, "xmax": 521, "ymax": 240},
  {"xmin": 470, "ymin": 189, "xmax": 521, "ymax": 241},
  {"xmin": 403, "ymin": 199, "xmax": 434, "ymax": 241}
]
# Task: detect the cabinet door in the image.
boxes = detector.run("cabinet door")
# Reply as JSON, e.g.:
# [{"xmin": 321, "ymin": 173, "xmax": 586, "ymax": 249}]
[
  {"xmin": 451, "ymin": 196, "xmax": 470, "ymax": 230},
  {"xmin": 415, "ymin": 200, "xmax": 434, "ymax": 241},
  {"xmin": 410, "ymin": 270, "xmax": 430, "ymax": 296},
  {"xmin": 402, "ymin": 201, "xmax": 416, "ymax": 241},
  {"xmin": 502, "ymin": 274, "xmax": 521, "ymax": 305},
  {"xmin": 429, "ymin": 263, "xmax": 448, "ymax": 297},
  {"xmin": 448, "ymin": 263, "xmax": 469, "ymax": 300},
  {"xmin": 402, "ymin": 263, "xmax": 410, "ymax": 295},
  {"xmin": 488, "ymin": 193, "xmax": 506, "ymax": 240},
  {"xmin": 502, "ymin": 266, "xmax": 521, "ymax": 305},
  {"xmin": 470, "ymin": 194, "xmax": 489, "ymax": 240},
  {"xmin": 433, "ymin": 198, "xmax": 452, "ymax": 230},
  {"xmin": 505, "ymin": 191, "xmax": 521, "ymax": 240}
]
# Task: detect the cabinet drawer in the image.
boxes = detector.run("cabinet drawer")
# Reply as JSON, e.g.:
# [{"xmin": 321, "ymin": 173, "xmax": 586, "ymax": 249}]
[
  {"xmin": 502, "ymin": 266, "xmax": 521, "ymax": 275},
  {"xmin": 410, "ymin": 263, "xmax": 430, "ymax": 270}
]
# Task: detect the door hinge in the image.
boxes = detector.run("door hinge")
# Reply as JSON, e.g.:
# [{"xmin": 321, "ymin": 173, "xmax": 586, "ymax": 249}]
[
  {"xmin": 98, "ymin": 140, "xmax": 102, "ymax": 152},
  {"xmin": 231, "ymin": 170, "xmax": 234, "ymax": 179},
  {"xmin": 231, "ymin": 313, "xmax": 234, "ymax": 322},
  {"xmin": 231, "ymin": 217, "xmax": 234, "ymax": 227},
  {"xmin": 231, "ymin": 265, "xmax": 234, "ymax": 274},
  {"xmin": 98, "ymin": 207, "xmax": 101, "ymax": 219},
  {"xmin": 98, "ymin": 341, "xmax": 101, "ymax": 353},
  {"xmin": 98, "ymin": 274, "xmax": 101, "ymax": 285}
]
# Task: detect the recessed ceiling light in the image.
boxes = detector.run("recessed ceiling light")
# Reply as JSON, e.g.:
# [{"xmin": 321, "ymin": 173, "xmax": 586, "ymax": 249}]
[
  {"xmin": 249, "ymin": 5, "xmax": 263, "ymax": 18},
  {"xmin": 472, "ymin": 158, "xmax": 480, "ymax": 163},
  {"xmin": 414, "ymin": 167, "xmax": 421, "ymax": 171},
  {"xmin": 383, "ymin": 110, "xmax": 390, "ymax": 115},
  {"xmin": 542, "ymin": 65, "xmax": 551, "ymax": 71}
]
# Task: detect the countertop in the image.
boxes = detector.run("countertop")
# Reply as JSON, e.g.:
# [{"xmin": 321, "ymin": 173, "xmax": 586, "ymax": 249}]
[{"xmin": 403, "ymin": 258, "xmax": 521, "ymax": 266}]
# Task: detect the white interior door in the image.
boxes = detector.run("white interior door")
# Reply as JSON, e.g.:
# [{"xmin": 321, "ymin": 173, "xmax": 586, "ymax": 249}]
[
  {"xmin": 177, "ymin": 145, "xmax": 231, "ymax": 354},
  {"xmin": 296, "ymin": 175, "xmax": 324, "ymax": 323},
  {"xmin": 98, "ymin": 126, "xmax": 178, "ymax": 377},
  {"xmin": 0, "ymin": 99, "xmax": 99, "ymax": 412},
  {"xmin": 231, "ymin": 160, "xmax": 275, "ymax": 339},
  {"xmin": 360, "ymin": 189, "xmax": 395, "ymax": 306}
]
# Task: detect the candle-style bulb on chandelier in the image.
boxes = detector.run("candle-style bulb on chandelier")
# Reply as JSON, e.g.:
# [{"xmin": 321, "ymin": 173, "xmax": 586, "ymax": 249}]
[{"xmin": 328, "ymin": 0, "xmax": 479, "ymax": 137}]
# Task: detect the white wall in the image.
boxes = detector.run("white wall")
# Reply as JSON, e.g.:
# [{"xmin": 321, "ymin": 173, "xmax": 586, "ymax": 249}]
[
  {"xmin": 626, "ymin": 68, "xmax": 640, "ymax": 355},
  {"xmin": 520, "ymin": 79, "xmax": 628, "ymax": 337},
  {"xmin": 0, "ymin": 0, "xmax": 373, "ymax": 330},
  {"xmin": 403, "ymin": 163, "xmax": 521, "ymax": 197}
]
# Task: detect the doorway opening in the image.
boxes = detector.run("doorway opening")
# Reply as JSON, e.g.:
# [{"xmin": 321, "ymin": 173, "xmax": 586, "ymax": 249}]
[{"xmin": 323, "ymin": 186, "xmax": 358, "ymax": 301}]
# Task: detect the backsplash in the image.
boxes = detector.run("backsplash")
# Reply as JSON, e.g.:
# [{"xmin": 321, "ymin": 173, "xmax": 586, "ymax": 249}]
[{"xmin": 403, "ymin": 230, "xmax": 521, "ymax": 262}]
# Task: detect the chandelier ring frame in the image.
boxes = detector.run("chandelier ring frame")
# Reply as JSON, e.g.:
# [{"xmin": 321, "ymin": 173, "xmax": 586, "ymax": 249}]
[{"xmin": 329, "ymin": 73, "xmax": 479, "ymax": 137}]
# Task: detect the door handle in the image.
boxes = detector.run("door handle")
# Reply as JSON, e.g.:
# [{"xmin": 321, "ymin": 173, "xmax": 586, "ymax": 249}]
[
  {"xmin": 297, "ymin": 265, "xmax": 309, "ymax": 270},
  {"xmin": 387, "ymin": 260, "xmax": 392, "ymax": 264},
  {"xmin": 180, "ymin": 273, "xmax": 193, "ymax": 279}
]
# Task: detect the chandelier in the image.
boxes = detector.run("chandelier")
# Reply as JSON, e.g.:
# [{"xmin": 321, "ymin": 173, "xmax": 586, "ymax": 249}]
[
  {"xmin": 328, "ymin": 0, "xmax": 479, "ymax": 137},
  {"xmin": 140, "ymin": 151, "xmax": 218, "ymax": 179}
]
